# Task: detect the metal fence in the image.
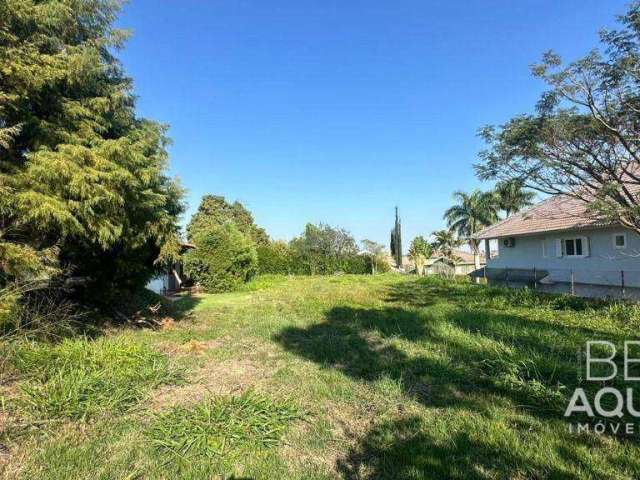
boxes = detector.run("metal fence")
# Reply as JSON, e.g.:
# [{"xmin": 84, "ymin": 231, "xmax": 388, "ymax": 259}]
[{"xmin": 477, "ymin": 267, "xmax": 640, "ymax": 300}]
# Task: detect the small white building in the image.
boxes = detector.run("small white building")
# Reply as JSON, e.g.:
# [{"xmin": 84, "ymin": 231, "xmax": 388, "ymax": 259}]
[{"xmin": 424, "ymin": 250, "xmax": 486, "ymax": 276}]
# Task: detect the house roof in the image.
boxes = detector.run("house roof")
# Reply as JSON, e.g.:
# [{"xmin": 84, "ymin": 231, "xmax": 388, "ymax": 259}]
[
  {"xmin": 474, "ymin": 194, "xmax": 614, "ymax": 240},
  {"xmin": 426, "ymin": 249, "xmax": 484, "ymax": 265}
]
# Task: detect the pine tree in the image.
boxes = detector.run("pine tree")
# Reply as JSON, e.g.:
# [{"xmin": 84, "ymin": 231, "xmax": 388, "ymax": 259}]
[
  {"xmin": 187, "ymin": 195, "xmax": 269, "ymax": 246},
  {"xmin": 0, "ymin": 0, "xmax": 184, "ymax": 297}
]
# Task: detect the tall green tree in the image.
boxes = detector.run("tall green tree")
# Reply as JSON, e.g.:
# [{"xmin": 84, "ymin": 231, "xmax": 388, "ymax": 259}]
[
  {"xmin": 408, "ymin": 236, "xmax": 432, "ymax": 276},
  {"xmin": 0, "ymin": 0, "xmax": 184, "ymax": 298},
  {"xmin": 444, "ymin": 190, "xmax": 498, "ymax": 273},
  {"xmin": 475, "ymin": 3, "xmax": 640, "ymax": 235},
  {"xmin": 494, "ymin": 180, "xmax": 536, "ymax": 217},
  {"xmin": 183, "ymin": 223, "xmax": 257, "ymax": 293},
  {"xmin": 187, "ymin": 195, "xmax": 269, "ymax": 246},
  {"xmin": 289, "ymin": 223, "xmax": 359, "ymax": 275},
  {"xmin": 361, "ymin": 239, "xmax": 385, "ymax": 274},
  {"xmin": 390, "ymin": 207, "xmax": 403, "ymax": 268}
]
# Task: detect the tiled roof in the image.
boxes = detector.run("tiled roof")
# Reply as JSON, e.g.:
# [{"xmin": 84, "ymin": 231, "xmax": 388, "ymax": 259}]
[
  {"xmin": 475, "ymin": 195, "xmax": 613, "ymax": 239},
  {"xmin": 427, "ymin": 249, "xmax": 485, "ymax": 265}
]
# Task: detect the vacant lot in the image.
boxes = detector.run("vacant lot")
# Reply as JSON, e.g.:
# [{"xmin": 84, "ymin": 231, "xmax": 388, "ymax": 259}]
[{"xmin": 2, "ymin": 274, "xmax": 640, "ymax": 479}]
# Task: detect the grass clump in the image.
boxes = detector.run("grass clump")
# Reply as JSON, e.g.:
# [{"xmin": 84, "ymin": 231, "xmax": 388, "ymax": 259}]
[
  {"xmin": 147, "ymin": 391, "xmax": 300, "ymax": 463},
  {"xmin": 8, "ymin": 336, "xmax": 181, "ymax": 419}
]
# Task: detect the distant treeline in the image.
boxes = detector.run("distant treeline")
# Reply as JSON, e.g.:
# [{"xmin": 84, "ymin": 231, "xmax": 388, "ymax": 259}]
[{"xmin": 184, "ymin": 196, "xmax": 388, "ymax": 292}]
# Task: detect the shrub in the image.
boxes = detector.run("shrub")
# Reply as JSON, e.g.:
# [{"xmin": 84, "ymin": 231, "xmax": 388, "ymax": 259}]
[
  {"xmin": 7, "ymin": 337, "xmax": 181, "ymax": 419},
  {"xmin": 184, "ymin": 223, "xmax": 258, "ymax": 293},
  {"xmin": 257, "ymin": 241, "xmax": 292, "ymax": 274},
  {"xmin": 0, "ymin": 284, "xmax": 83, "ymax": 339},
  {"xmin": 340, "ymin": 254, "xmax": 370, "ymax": 274}
]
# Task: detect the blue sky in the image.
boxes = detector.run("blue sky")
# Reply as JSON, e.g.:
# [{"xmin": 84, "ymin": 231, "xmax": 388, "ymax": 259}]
[{"xmin": 117, "ymin": 0, "xmax": 628, "ymax": 249}]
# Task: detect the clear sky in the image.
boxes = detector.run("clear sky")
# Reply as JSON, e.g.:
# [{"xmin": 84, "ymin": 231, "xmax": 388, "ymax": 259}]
[{"xmin": 116, "ymin": 0, "xmax": 628, "ymax": 250}]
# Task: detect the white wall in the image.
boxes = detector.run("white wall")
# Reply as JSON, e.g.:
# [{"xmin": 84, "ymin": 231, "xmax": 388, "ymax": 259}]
[{"xmin": 486, "ymin": 227, "xmax": 640, "ymax": 287}]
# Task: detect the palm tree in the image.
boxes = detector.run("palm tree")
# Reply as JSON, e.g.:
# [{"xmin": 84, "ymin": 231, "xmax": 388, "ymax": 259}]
[
  {"xmin": 444, "ymin": 190, "xmax": 499, "ymax": 274},
  {"xmin": 430, "ymin": 229, "xmax": 461, "ymax": 260},
  {"xmin": 494, "ymin": 180, "xmax": 536, "ymax": 217}
]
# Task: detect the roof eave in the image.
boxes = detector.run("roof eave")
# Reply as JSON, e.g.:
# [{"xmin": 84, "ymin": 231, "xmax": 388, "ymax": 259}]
[{"xmin": 475, "ymin": 222, "xmax": 618, "ymax": 240}]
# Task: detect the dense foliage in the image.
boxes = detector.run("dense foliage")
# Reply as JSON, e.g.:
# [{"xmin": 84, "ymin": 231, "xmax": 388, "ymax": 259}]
[
  {"xmin": 475, "ymin": 3, "xmax": 640, "ymax": 234},
  {"xmin": 408, "ymin": 236, "xmax": 432, "ymax": 275},
  {"xmin": 288, "ymin": 223, "xmax": 365, "ymax": 275},
  {"xmin": 187, "ymin": 195, "xmax": 268, "ymax": 245},
  {"xmin": 256, "ymin": 241, "xmax": 292, "ymax": 275},
  {"xmin": 361, "ymin": 239, "xmax": 388, "ymax": 274},
  {"xmin": 0, "ymin": 0, "xmax": 184, "ymax": 300},
  {"xmin": 183, "ymin": 223, "xmax": 258, "ymax": 293}
]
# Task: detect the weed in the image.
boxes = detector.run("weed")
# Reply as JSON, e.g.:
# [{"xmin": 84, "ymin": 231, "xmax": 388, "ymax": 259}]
[
  {"xmin": 7, "ymin": 336, "xmax": 181, "ymax": 419},
  {"xmin": 147, "ymin": 391, "xmax": 300, "ymax": 463}
]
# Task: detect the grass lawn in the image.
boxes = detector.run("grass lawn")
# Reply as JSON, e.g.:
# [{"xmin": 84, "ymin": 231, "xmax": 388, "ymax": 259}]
[{"xmin": 2, "ymin": 274, "xmax": 640, "ymax": 479}]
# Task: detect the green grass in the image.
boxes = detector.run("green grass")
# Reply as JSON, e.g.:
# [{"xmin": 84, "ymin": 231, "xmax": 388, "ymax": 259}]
[
  {"xmin": 4, "ymin": 336, "xmax": 182, "ymax": 420},
  {"xmin": 2, "ymin": 274, "xmax": 640, "ymax": 479},
  {"xmin": 147, "ymin": 391, "xmax": 300, "ymax": 475}
]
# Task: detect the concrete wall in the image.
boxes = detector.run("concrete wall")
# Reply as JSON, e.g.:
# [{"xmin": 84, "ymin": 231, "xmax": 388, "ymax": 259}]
[{"xmin": 485, "ymin": 227, "xmax": 640, "ymax": 288}]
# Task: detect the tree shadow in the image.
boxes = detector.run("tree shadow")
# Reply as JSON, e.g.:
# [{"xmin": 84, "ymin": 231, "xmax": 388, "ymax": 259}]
[
  {"xmin": 274, "ymin": 304, "xmax": 572, "ymax": 417},
  {"xmin": 336, "ymin": 415, "xmax": 639, "ymax": 480},
  {"xmin": 169, "ymin": 295, "xmax": 203, "ymax": 322},
  {"xmin": 272, "ymin": 280, "xmax": 640, "ymax": 478}
]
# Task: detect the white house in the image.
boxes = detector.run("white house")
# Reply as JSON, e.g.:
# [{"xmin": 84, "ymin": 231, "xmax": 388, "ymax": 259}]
[{"xmin": 474, "ymin": 194, "xmax": 640, "ymax": 299}]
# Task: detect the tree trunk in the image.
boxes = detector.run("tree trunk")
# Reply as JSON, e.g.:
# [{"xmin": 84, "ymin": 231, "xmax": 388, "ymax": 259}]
[{"xmin": 472, "ymin": 241, "xmax": 481, "ymax": 284}]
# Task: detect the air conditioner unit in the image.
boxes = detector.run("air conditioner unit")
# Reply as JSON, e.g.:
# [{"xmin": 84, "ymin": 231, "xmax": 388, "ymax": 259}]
[{"xmin": 503, "ymin": 237, "xmax": 516, "ymax": 248}]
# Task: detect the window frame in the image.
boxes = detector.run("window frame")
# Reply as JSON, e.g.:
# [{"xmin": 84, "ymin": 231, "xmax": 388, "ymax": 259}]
[
  {"xmin": 613, "ymin": 233, "xmax": 627, "ymax": 250},
  {"xmin": 561, "ymin": 236, "xmax": 589, "ymax": 258}
]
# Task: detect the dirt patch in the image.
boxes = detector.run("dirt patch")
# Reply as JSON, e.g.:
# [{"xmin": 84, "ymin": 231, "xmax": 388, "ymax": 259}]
[
  {"xmin": 149, "ymin": 342, "xmax": 283, "ymax": 410},
  {"xmin": 156, "ymin": 335, "xmax": 231, "ymax": 358}
]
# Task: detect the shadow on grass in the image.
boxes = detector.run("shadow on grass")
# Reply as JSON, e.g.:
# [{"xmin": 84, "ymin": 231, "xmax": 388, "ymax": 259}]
[
  {"xmin": 273, "ymin": 278, "xmax": 640, "ymax": 478},
  {"xmin": 336, "ymin": 415, "xmax": 640, "ymax": 480},
  {"xmin": 169, "ymin": 295, "xmax": 203, "ymax": 321}
]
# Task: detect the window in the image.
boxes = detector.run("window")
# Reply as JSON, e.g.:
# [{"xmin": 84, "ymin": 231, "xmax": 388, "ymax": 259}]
[
  {"xmin": 613, "ymin": 233, "xmax": 626, "ymax": 249},
  {"xmin": 562, "ymin": 237, "xmax": 589, "ymax": 257},
  {"xmin": 541, "ymin": 239, "xmax": 547, "ymax": 258}
]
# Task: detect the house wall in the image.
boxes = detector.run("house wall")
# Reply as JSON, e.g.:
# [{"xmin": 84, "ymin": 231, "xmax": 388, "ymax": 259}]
[
  {"xmin": 455, "ymin": 263, "xmax": 480, "ymax": 275},
  {"xmin": 486, "ymin": 227, "xmax": 640, "ymax": 288}
]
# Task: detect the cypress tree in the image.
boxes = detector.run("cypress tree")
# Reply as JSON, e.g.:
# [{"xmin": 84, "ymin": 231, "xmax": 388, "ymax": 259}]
[
  {"xmin": 0, "ymin": 0, "xmax": 184, "ymax": 298},
  {"xmin": 393, "ymin": 207, "xmax": 402, "ymax": 268}
]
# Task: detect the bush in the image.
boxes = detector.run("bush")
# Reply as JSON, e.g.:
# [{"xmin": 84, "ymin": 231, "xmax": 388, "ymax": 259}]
[
  {"xmin": 340, "ymin": 255, "xmax": 370, "ymax": 274},
  {"xmin": 184, "ymin": 223, "xmax": 258, "ymax": 293},
  {"xmin": 257, "ymin": 241, "xmax": 292, "ymax": 274},
  {"xmin": 0, "ymin": 284, "xmax": 83, "ymax": 339}
]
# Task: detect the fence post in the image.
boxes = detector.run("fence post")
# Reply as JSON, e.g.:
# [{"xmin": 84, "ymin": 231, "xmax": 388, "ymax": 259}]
[
  {"xmin": 505, "ymin": 268, "xmax": 509, "ymax": 287},
  {"xmin": 621, "ymin": 270, "xmax": 626, "ymax": 298},
  {"xmin": 533, "ymin": 266, "xmax": 537, "ymax": 290},
  {"xmin": 570, "ymin": 270, "xmax": 575, "ymax": 296}
]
